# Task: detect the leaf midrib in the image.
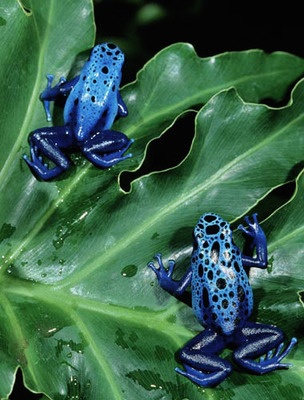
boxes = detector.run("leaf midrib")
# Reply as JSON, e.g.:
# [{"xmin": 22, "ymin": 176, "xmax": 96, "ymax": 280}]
[{"xmin": 3, "ymin": 279, "xmax": 191, "ymax": 344}]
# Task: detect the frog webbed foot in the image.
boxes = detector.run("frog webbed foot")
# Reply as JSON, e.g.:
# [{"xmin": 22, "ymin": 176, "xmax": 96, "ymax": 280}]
[
  {"xmin": 234, "ymin": 337, "xmax": 297, "ymax": 374},
  {"xmin": 239, "ymin": 213, "xmax": 268, "ymax": 269},
  {"xmin": 148, "ymin": 252, "xmax": 193, "ymax": 305},
  {"xmin": 176, "ymin": 329, "xmax": 232, "ymax": 387},
  {"xmin": 23, "ymin": 145, "xmax": 52, "ymax": 179},
  {"xmin": 233, "ymin": 322, "xmax": 297, "ymax": 374},
  {"xmin": 40, "ymin": 74, "xmax": 77, "ymax": 122},
  {"xmin": 23, "ymin": 126, "xmax": 72, "ymax": 181},
  {"xmin": 40, "ymin": 74, "xmax": 55, "ymax": 121},
  {"xmin": 148, "ymin": 254, "xmax": 175, "ymax": 284},
  {"xmin": 148, "ymin": 253, "xmax": 181, "ymax": 294},
  {"xmin": 238, "ymin": 213, "xmax": 266, "ymax": 249},
  {"xmin": 23, "ymin": 147, "xmax": 69, "ymax": 181},
  {"xmin": 175, "ymin": 364, "xmax": 231, "ymax": 388},
  {"xmin": 256, "ymin": 338, "xmax": 297, "ymax": 370}
]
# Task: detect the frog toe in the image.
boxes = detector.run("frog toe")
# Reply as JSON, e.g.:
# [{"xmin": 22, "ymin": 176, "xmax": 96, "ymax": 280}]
[
  {"xmin": 23, "ymin": 156, "xmax": 65, "ymax": 181},
  {"xmin": 175, "ymin": 364, "xmax": 231, "ymax": 388}
]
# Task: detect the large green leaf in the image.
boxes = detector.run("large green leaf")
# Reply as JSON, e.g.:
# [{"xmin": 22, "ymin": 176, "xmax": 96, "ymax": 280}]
[
  {"xmin": 1, "ymin": 1, "xmax": 304, "ymax": 399},
  {"xmin": 0, "ymin": 0, "xmax": 95, "ymax": 172},
  {"xmin": 116, "ymin": 42, "xmax": 304, "ymax": 163}
]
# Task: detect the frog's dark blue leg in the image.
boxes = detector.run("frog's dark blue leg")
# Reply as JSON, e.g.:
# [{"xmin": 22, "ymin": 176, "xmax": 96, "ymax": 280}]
[
  {"xmin": 239, "ymin": 213, "xmax": 268, "ymax": 269},
  {"xmin": 80, "ymin": 130, "xmax": 134, "ymax": 168},
  {"xmin": 233, "ymin": 321, "xmax": 297, "ymax": 374},
  {"xmin": 40, "ymin": 75, "xmax": 80, "ymax": 121},
  {"xmin": 23, "ymin": 126, "xmax": 73, "ymax": 180},
  {"xmin": 148, "ymin": 253, "xmax": 192, "ymax": 306},
  {"xmin": 176, "ymin": 328, "xmax": 232, "ymax": 387}
]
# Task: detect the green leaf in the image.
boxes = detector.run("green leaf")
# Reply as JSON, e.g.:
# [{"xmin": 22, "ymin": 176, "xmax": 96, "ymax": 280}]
[
  {"xmin": 1, "ymin": 1, "xmax": 304, "ymax": 398},
  {"xmin": 261, "ymin": 168, "xmax": 304, "ymax": 292},
  {"xmin": 238, "ymin": 170, "xmax": 304, "ymax": 398},
  {"xmin": 0, "ymin": 0, "xmax": 95, "ymax": 172},
  {"xmin": 116, "ymin": 42, "xmax": 304, "ymax": 159}
]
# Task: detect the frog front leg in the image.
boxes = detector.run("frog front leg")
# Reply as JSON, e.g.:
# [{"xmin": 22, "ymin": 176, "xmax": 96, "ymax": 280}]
[
  {"xmin": 233, "ymin": 321, "xmax": 297, "ymax": 374},
  {"xmin": 239, "ymin": 213, "xmax": 268, "ymax": 269},
  {"xmin": 80, "ymin": 130, "xmax": 134, "ymax": 168},
  {"xmin": 23, "ymin": 126, "xmax": 74, "ymax": 180},
  {"xmin": 148, "ymin": 253, "xmax": 192, "ymax": 306},
  {"xmin": 176, "ymin": 328, "xmax": 232, "ymax": 387},
  {"xmin": 40, "ymin": 74, "xmax": 80, "ymax": 121},
  {"xmin": 117, "ymin": 91, "xmax": 128, "ymax": 118}
]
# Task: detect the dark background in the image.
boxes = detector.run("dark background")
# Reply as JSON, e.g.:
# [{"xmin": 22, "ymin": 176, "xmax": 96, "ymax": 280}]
[
  {"xmin": 12, "ymin": 0, "xmax": 302, "ymax": 398},
  {"xmin": 94, "ymin": 0, "xmax": 304, "ymax": 84}
]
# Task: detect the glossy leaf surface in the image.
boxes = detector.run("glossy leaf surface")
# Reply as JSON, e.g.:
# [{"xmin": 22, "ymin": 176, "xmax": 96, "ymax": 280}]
[{"xmin": 0, "ymin": 1, "xmax": 304, "ymax": 399}]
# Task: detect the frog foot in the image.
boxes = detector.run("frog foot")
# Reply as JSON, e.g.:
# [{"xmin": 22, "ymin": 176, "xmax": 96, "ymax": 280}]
[
  {"xmin": 238, "ymin": 213, "xmax": 267, "ymax": 256},
  {"xmin": 175, "ymin": 364, "xmax": 231, "ymax": 388},
  {"xmin": 40, "ymin": 74, "xmax": 67, "ymax": 121},
  {"xmin": 23, "ymin": 145, "xmax": 43, "ymax": 169},
  {"xmin": 148, "ymin": 253, "xmax": 178, "ymax": 287},
  {"xmin": 23, "ymin": 146, "xmax": 67, "ymax": 181},
  {"xmin": 148, "ymin": 253, "xmax": 182, "ymax": 295},
  {"xmin": 148, "ymin": 253, "xmax": 176, "ymax": 279},
  {"xmin": 257, "ymin": 337, "xmax": 297, "ymax": 371},
  {"xmin": 238, "ymin": 213, "xmax": 259, "ymax": 238},
  {"xmin": 40, "ymin": 74, "xmax": 55, "ymax": 121}
]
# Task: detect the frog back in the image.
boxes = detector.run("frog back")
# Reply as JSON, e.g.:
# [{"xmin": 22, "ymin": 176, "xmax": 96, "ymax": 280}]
[
  {"xmin": 64, "ymin": 43, "xmax": 124, "ymax": 141},
  {"xmin": 191, "ymin": 213, "xmax": 253, "ymax": 336}
]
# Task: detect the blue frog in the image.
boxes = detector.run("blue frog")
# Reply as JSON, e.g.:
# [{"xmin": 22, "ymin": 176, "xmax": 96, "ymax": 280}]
[
  {"xmin": 23, "ymin": 42, "xmax": 133, "ymax": 180},
  {"xmin": 148, "ymin": 213, "xmax": 297, "ymax": 387}
]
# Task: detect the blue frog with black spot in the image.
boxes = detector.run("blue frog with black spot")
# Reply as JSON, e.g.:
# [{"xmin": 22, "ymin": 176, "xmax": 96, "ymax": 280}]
[
  {"xmin": 23, "ymin": 42, "xmax": 133, "ymax": 180},
  {"xmin": 148, "ymin": 212, "xmax": 297, "ymax": 387}
]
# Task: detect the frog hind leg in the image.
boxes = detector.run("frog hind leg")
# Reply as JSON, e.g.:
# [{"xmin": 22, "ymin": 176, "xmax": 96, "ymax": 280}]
[
  {"xmin": 81, "ymin": 130, "xmax": 134, "ymax": 168},
  {"xmin": 176, "ymin": 328, "xmax": 232, "ymax": 387},
  {"xmin": 23, "ymin": 126, "xmax": 73, "ymax": 180},
  {"xmin": 233, "ymin": 321, "xmax": 297, "ymax": 374}
]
